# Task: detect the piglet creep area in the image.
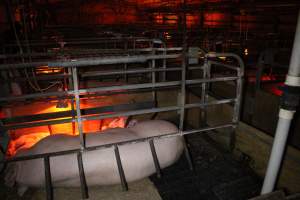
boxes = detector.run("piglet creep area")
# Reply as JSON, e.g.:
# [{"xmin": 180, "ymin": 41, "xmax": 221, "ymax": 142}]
[{"xmin": 3, "ymin": 92, "xmax": 135, "ymax": 158}]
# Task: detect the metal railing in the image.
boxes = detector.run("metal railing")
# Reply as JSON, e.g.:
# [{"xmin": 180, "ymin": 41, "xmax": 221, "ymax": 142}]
[{"xmin": 0, "ymin": 48, "xmax": 244, "ymax": 200}]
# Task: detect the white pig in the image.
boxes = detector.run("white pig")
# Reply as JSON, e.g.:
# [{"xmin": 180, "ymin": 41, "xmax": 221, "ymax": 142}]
[{"xmin": 5, "ymin": 120, "xmax": 183, "ymax": 196}]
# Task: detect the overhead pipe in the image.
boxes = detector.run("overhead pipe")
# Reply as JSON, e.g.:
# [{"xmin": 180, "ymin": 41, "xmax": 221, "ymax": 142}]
[{"xmin": 261, "ymin": 10, "xmax": 300, "ymax": 194}]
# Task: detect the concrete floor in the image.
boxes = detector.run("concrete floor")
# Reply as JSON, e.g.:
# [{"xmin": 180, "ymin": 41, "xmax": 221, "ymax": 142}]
[{"xmin": 0, "ymin": 178, "xmax": 161, "ymax": 200}]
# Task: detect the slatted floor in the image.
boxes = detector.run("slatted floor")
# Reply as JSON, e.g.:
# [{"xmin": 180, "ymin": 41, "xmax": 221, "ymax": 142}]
[{"xmin": 150, "ymin": 132, "xmax": 262, "ymax": 200}]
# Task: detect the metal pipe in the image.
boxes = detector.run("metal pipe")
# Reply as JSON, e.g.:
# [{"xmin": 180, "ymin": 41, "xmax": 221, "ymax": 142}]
[
  {"xmin": 2, "ymin": 123, "xmax": 235, "ymax": 164},
  {"xmin": 3, "ymin": 99, "xmax": 235, "ymax": 130},
  {"xmin": 114, "ymin": 145, "xmax": 128, "ymax": 191},
  {"xmin": 0, "ymin": 54, "xmax": 182, "ymax": 70},
  {"xmin": 77, "ymin": 152, "xmax": 89, "ymax": 199},
  {"xmin": 72, "ymin": 67, "xmax": 85, "ymax": 149},
  {"xmin": 0, "ymin": 76, "xmax": 238, "ymax": 102},
  {"xmin": 0, "ymin": 47, "xmax": 183, "ymax": 59},
  {"xmin": 288, "ymin": 11, "xmax": 300, "ymax": 77},
  {"xmin": 149, "ymin": 139, "xmax": 162, "ymax": 178},
  {"xmin": 261, "ymin": 110, "xmax": 295, "ymax": 194},
  {"xmin": 81, "ymin": 67, "xmax": 182, "ymax": 77},
  {"xmin": 44, "ymin": 156, "xmax": 53, "ymax": 200},
  {"xmin": 261, "ymin": 11, "xmax": 300, "ymax": 194}
]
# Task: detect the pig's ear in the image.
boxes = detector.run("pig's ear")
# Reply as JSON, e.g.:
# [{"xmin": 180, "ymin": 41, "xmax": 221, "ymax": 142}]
[
  {"xmin": 17, "ymin": 184, "xmax": 28, "ymax": 196},
  {"xmin": 4, "ymin": 163, "xmax": 17, "ymax": 187}
]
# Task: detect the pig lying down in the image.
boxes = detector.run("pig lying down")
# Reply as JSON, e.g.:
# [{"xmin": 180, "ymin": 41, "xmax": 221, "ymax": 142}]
[{"xmin": 5, "ymin": 120, "xmax": 183, "ymax": 195}]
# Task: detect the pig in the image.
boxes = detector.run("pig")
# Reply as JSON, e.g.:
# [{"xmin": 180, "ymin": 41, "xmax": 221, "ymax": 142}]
[{"xmin": 5, "ymin": 120, "xmax": 183, "ymax": 196}]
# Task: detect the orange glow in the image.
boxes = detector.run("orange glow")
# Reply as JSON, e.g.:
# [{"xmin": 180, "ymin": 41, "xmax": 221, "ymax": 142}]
[
  {"xmin": 4, "ymin": 98, "xmax": 129, "ymax": 157},
  {"xmin": 36, "ymin": 66, "xmax": 63, "ymax": 74}
]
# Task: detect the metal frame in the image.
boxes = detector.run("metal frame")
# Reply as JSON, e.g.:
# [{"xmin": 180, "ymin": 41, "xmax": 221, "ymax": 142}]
[{"xmin": 0, "ymin": 49, "xmax": 244, "ymax": 200}]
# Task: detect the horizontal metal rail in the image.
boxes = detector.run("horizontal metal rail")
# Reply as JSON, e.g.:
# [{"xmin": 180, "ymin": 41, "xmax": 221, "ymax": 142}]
[
  {"xmin": 1, "ymin": 123, "xmax": 235, "ymax": 164},
  {"xmin": 0, "ymin": 77, "xmax": 238, "ymax": 102},
  {"xmin": 206, "ymin": 53, "xmax": 245, "ymax": 76},
  {"xmin": 0, "ymin": 47, "xmax": 183, "ymax": 59},
  {"xmin": 3, "ymin": 37, "xmax": 162, "ymax": 48},
  {"xmin": 81, "ymin": 67, "xmax": 183, "ymax": 77},
  {"xmin": 0, "ymin": 54, "xmax": 182, "ymax": 69},
  {"xmin": 2, "ymin": 101, "xmax": 155, "ymax": 124},
  {"xmin": 3, "ymin": 99, "xmax": 236, "ymax": 130}
]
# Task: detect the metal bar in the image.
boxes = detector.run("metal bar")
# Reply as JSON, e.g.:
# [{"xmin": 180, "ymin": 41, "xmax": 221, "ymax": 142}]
[
  {"xmin": 3, "ymin": 37, "xmax": 154, "ymax": 46},
  {"xmin": 149, "ymin": 139, "xmax": 161, "ymax": 178},
  {"xmin": 0, "ymin": 76, "xmax": 238, "ymax": 102},
  {"xmin": 208, "ymin": 61, "xmax": 240, "ymax": 72},
  {"xmin": 44, "ymin": 156, "xmax": 53, "ymax": 200},
  {"xmin": 4, "ymin": 118, "xmax": 73, "ymax": 130},
  {"xmin": 0, "ymin": 47, "xmax": 183, "ymax": 59},
  {"xmin": 0, "ymin": 74, "xmax": 71, "ymax": 83},
  {"xmin": 205, "ymin": 53, "xmax": 245, "ymax": 76},
  {"xmin": 124, "ymin": 63, "xmax": 128, "ymax": 82},
  {"xmin": 2, "ymin": 123, "xmax": 235, "ymax": 164},
  {"xmin": 0, "ymin": 54, "xmax": 182, "ymax": 69},
  {"xmin": 4, "ymin": 99, "xmax": 235, "ymax": 130},
  {"xmin": 114, "ymin": 145, "xmax": 128, "ymax": 191},
  {"xmin": 2, "ymin": 101, "xmax": 155, "ymax": 125},
  {"xmin": 162, "ymin": 44, "xmax": 167, "ymax": 81},
  {"xmin": 72, "ymin": 67, "xmax": 85, "ymax": 149},
  {"xmin": 200, "ymin": 57, "xmax": 209, "ymax": 126},
  {"xmin": 81, "ymin": 67, "xmax": 182, "ymax": 77},
  {"xmin": 79, "ymin": 77, "xmax": 238, "ymax": 94},
  {"xmin": 0, "ymin": 91, "xmax": 68, "ymax": 102},
  {"xmin": 233, "ymin": 69, "xmax": 243, "ymax": 123},
  {"xmin": 71, "ymin": 99, "xmax": 76, "ymax": 135},
  {"xmin": 180, "ymin": 5, "xmax": 194, "ymax": 170},
  {"xmin": 77, "ymin": 152, "xmax": 89, "ymax": 199},
  {"xmin": 151, "ymin": 49, "xmax": 157, "ymax": 107}
]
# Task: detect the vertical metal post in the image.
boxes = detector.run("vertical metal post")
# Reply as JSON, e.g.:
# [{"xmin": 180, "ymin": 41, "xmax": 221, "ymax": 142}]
[
  {"xmin": 72, "ymin": 67, "xmax": 85, "ymax": 148},
  {"xmin": 124, "ymin": 42, "xmax": 128, "ymax": 82},
  {"xmin": 114, "ymin": 145, "xmax": 128, "ymax": 191},
  {"xmin": 71, "ymin": 98, "xmax": 76, "ymax": 135},
  {"xmin": 77, "ymin": 152, "xmax": 89, "ymax": 199},
  {"xmin": 44, "ymin": 156, "xmax": 53, "ymax": 200},
  {"xmin": 124, "ymin": 63, "xmax": 128, "ymax": 82},
  {"xmin": 162, "ymin": 43, "xmax": 167, "ymax": 81},
  {"xmin": 179, "ymin": 0, "xmax": 194, "ymax": 171},
  {"xmin": 149, "ymin": 139, "xmax": 162, "ymax": 178},
  {"xmin": 231, "ymin": 68, "xmax": 243, "ymax": 151},
  {"xmin": 68, "ymin": 67, "xmax": 73, "ymax": 90},
  {"xmin": 233, "ymin": 68, "xmax": 243, "ymax": 124},
  {"xmin": 151, "ymin": 45, "xmax": 157, "ymax": 105},
  {"xmin": 200, "ymin": 58, "xmax": 209, "ymax": 126}
]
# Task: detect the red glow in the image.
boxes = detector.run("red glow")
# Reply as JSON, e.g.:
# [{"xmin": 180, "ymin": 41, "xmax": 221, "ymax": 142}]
[
  {"xmin": 186, "ymin": 14, "xmax": 199, "ymax": 28},
  {"xmin": 4, "ymin": 99, "xmax": 128, "ymax": 157},
  {"xmin": 204, "ymin": 13, "xmax": 227, "ymax": 27},
  {"xmin": 270, "ymin": 87, "xmax": 283, "ymax": 96}
]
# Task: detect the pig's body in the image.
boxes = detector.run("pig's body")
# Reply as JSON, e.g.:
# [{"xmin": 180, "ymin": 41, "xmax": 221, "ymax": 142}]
[{"xmin": 5, "ymin": 120, "xmax": 183, "ymax": 190}]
